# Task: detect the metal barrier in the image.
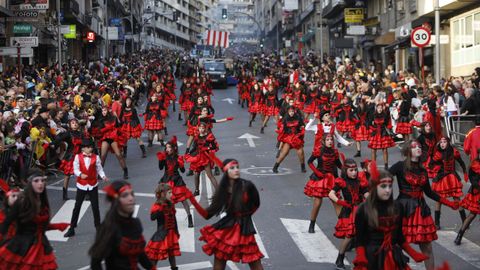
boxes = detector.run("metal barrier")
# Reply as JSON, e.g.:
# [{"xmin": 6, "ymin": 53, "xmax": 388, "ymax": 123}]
[{"xmin": 445, "ymin": 114, "xmax": 478, "ymax": 149}]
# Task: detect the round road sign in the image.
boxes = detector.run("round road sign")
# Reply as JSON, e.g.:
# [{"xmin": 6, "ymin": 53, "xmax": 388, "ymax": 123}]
[{"xmin": 411, "ymin": 27, "xmax": 431, "ymax": 48}]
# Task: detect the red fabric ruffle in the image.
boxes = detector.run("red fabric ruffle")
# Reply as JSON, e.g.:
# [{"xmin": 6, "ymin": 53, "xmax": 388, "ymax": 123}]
[
  {"xmin": 59, "ymin": 159, "xmax": 74, "ymax": 176},
  {"xmin": 395, "ymin": 122, "xmax": 412, "ymax": 135},
  {"xmin": 368, "ymin": 134, "xmax": 395, "ymax": 149},
  {"xmin": 121, "ymin": 124, "xmax": 143, "ymax": 139},
  {"xmin": 336, "ymin": 120, "xmax": 355, "ymax": 133},
  {"xmin": 248, "ymin": 102, "xmax": 261, "ymax": 113},
  {"xmin": 145, "ymin": 230, "xmax": 181, "ymax": 261},
  {"xmin": 303, "ymin": 102, "xmax": 316, "ymax": 114},
  {"xmin": 461, "ymin": 192, "xmax": 480, "ymax": 214},
  {"xmin": 180, "ymin": 100, "xmax": 194, "ymax": 112},
  {"xmin": 352, "ymin": 125, "xmax": 370, "ymax": 141},
  {"xmin": 262, "ymin": 105, "xmax": 279, "ymax": 116},
  {"xmin": 185, "ymin": 153, "xmax": 213, "ymax": 172},
  {"xmin": 0, "ymin": 242, "xmax": 57, "ymax": 270},
  {"xmin": 402, "ymin": 207, "xmax": 438, "ymax": 244},
  {"xmin": 167, "ymin": 182, "xmax": 190, "ymax": 204},
  {"xmin": 334, "ymin": 207, "xmax": 357, "ymax": 239},
  {"xmin": 199, "ymin": 223, "xmax": 264, "ymax": 264},
  {"xmin": 280, "ymin": 133, "xmax": 304, "ymax": 149},
  {"xmin": 431, "ymin": 174, "xmax": 463, "ymax": 198},
  {"xmin": 304, "ymin": 174, "xmax": 335, "ymax": 198},
  {"xmin": 144, "ymin": 117, "xmax": 164, "ymax": 130}
]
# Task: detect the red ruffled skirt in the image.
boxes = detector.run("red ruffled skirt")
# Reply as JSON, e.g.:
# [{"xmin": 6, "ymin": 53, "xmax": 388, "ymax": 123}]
[
  {"xmin": 262, "ymin": 105, "xmax": 279, "ymax": 116},
  {"xmin": 145, "ymin": 230, "xmax": 181, "ymax": 261},
  {"xmin": 199, "ymin": 223, "xmax": 264, "ymax": 263},
  {"xmin": 431, "ymin": 174, "xmax": 463, "ymax": 198},
  {"xmin": 368, "ymin": 133, "xmax": 395, "ymax": 149},
  {"xmin": 395, "ymin": 122, "xmax": 412, "ymax": 135},
  {"xmin": 334, "ymin": 206, "xmax": 357, "ymax": 239},
  {"xmin": 185, "ymin": 153, "xmax": 213, "ymax": 172},
  {"xmin": 241, "ymin": 92, "xmax": 250, "ymax": 100},
  {"xmin": 168, "ymin": 181, "xmax": 190, "ymax": 203},
  {"xmin": 402, "ymin": 207, "xmax": 437, "ymax": 244},
  {"xmin": 294, "ymin": 101, "xmax": 305, "ymax": 110},
  {"xmin": 248, "ymin": 102, "xmax": 261, "ymax": 113},
  {"xmin": 461, "ymin": 192, "xmax": 480, "ymax": 214},
  {"xmin": 144, "ymin": 117, "xmax": 164, "ymax": 130},
  {"xmin": 424, "ymin": 157, "xmax": 439, "ymax": 179},
  {"xmin": 303, "ymin": 102, "xmax": 316, "ymax": 114},
  {"xmin": 336, "ymin": 120, "xmax": 355, "ymax": 133},
  {"xmin": 0, "ymin": 241, "xmax": 57, "ymax": 270},
  {"xmin": 304, "ymin": 173, "xmax": 335, "ymax": 198},
  {"xmin": 186, "ymin": 124, "xmax": 198, "ymax": 137},
  {"xmin": 279, "ymin": 133, "xmax": 304, "ymax": 149},
  {"xmin": 352, "ymin": 125, "xmax": 370, "ymax": 141},
  {"xmin": 180, "ymin": 100, "xmax": 194, "ymax": 112},
  {"xmin": 122, "ymin": 123, "xmax": 143, "ymax": 139},
  {"xmin": 59, "ymin": 159, "xmax": 74, "ymax": 175}
]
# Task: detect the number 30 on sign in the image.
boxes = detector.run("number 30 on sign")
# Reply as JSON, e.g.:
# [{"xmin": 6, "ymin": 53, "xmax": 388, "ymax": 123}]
[{"xmin": 411, "ymin": 27, "xmax": 431, "ymax": 48}]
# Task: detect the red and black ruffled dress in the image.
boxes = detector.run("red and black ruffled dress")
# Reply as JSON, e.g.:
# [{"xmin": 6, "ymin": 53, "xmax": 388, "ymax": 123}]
[
  {"xmin": 333, "ymin": 177, "xmax": 368, "ymax": 239},
  {"xmin": 179, "ymin": 87, "xmax": 194, "ymax": 113},
  {"xmin": 145, "ymin": 202, "xmax": 181, "ymax": 261},
  {"xmin": 238, "ymin": 82, "xmax": 251, "ymax": 101},
  {"xmin": 335, "ymin": 104, "xmax": 356, "ymax": 133},
  {"xmin": 91, "ymin": 215, "xmax": 153, "ymax": 270},
  {"xmin": 430, "ymin": 148, "xmax": 465, "ymax": 198},
  {"xmin": 56, "ymin": 130, "xmax": 85, "ymax": 176},
  {"xmin": 354, "ymin": 202, "xmax": 411, "ymax": 270},
  {"xmin": 304, "ymin": 147, "xmax": 342, "ymax": 198},
  {"xmin": 158, "ymin": 152, "xmax": 190, "ymax": 203},
  {"xmin": 315, "ymin": 94, "xmax": 330, "ymax": 115},
  {"xmin": 0, "ymin": 206, "xmax": 57, "ymax": 270},
  {"xmin": 261, "ymin": 90, "xmax": 279, "ymax": 116},
  {"xmin": 0, "ymin": 207, "xmax": 16, "ymax": 242},
  {"xmin": 417, "ymin": 132, "xmax": 437, "ymax": 178},
  {"xmin": 293, "ymin": 89, "xmax": 306, "ymax": 111},
  {"xmin": 199, "ymin": 179, "xmax": 264, "ymax": 263},
  {"xmin": 120, "ymin": 108, "xmax": 143, "ymax": 139},
  {"xmin": 186, "ymin": 106, "xmax": 203, "ymax": 136},
  {"xmin": 352, "ymin": 109, "xmax": 370, "ymax": 142},
  {"xmin": 368, "ymin": 112, "xmax": 395, "ymax": 149},
  {"xmin": 248, "ymin": 88, "xmax": 263, "ymax": 114},
  {"xmin": 395, "ymin": 100, "xmax": 412, "ymax": 135},
  {"xmin": 389, "ymin": 161, "xmax": 442, "ymax": 244},
  {"xmin": 100, "ymin": 115, "xmax": 127, "ymax": 148},
  {"xmin": 461, "ymin": 160, "xmax": 480, "ymax": 214},
  {"xmin": 144, "ymin": 100, "xmax": 165, "ymax": 131},
  {"xmin": 303, "ymin": 89, "xmax": 318, "ymax": 114},
  {"xmin": 184, "ymin": 132, "xmax": 218, "ymax": 173},
  {"xmin": 277, "ymin": 114, "xmax": 305, "ymax": 149}
]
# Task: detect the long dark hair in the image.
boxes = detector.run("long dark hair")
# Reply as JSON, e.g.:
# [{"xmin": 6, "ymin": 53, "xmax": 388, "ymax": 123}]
[
  {"xmin": 436, "ymin": 137, "xmax": 454, "ymax": 159},
  {"xmin": 402, "ymin": 139, "xmax": 424, "ymax": 171},
  {"xmin": 364, "ymin": 170, "xmax": 396, "ymax": 228},
  {"xmin": 89, "ymin": 180, "xmax": 129, "ymax": 260},
  {"xmin": 18, "ymin": 172, "xmax": 50, "ymax": 223},
  {"xmin": 340, "ymin": 158, "xmax": 357, "ymax": 179}
]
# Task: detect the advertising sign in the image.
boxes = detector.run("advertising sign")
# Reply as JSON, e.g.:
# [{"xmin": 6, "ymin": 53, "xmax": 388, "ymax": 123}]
[
  {"xmin": 63, "ymin": 25, "xmax": 76, "ymax": 39},
  {"xmin": 9, "ymin": 0, "xmax": 49, "ymax": 10},
  {"xmin": 344, "ymin": 8, "xmax": 364, "ymax": 23},
  {"xmin": 13, "ymin": 23, "xmax": 32, "ymax": 34},
  {"xmin": 10, "ymin": 36, "xmax": 38, "ymax": 47}
]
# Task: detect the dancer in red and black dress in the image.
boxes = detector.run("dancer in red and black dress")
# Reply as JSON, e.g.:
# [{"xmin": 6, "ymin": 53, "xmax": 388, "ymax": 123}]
[
  {"xmin": 188, "ymin": 159, "xmax": 264, "ymax": 270},
  {"xmin": 0, "ymin": 172, "xmax": 69, "ymax": 270},
  {"xmin": 90, "ymin": 180, "xmax": 153, "ymax": 270},
  {"xmin": 368, "ymin": 103, "xmax": 395, "ymax": 170},
  {"xmin": 120, "ymin": 96, "xmax": 146, "ymax": 158},
  {"xmin": 429, "ymin": 137, "xmax": 467, "ymax": 229},
  {"xmin": 53, "ymin": 118, "xmax": 87, "ymax": 200},
  {"xmin": 328, "ymin": 159, "xmax": 369, "ymax": 269},
  {"xmin": 145, "ymin": 94, "xmax": 166, "ymax": 147},
  {"xmin": 248, "ymin": 82, "xmax": 262, "ymax": 127},
  {"xmin": 97, "ymin": 106, "xmax": 129, "ymax": 179},
  {"xmin": 157, "ymin": 136, "xmax": 193, "ymax": 227},
  {"xmin": 145, "ymin": 184, "xmax": 181, "ymax": 269},
  {"xmin": 353, "ymin": 164, "xmax": 429, "ymax": 270},
  {"xmin": 335, "ymin": 96, "xmax": 356, "ymax": 144},
  {"xmin": 260, "ymin": 84, "xmax": 279, "ymax": 134},
  {"xmin": 395, "ymin": 92, "xmax": 413, "ymax": 141},
  {"xmin": 303, "ymin": 83, "xmax": 318, "ymax": 119},
  {"xmin": 185, "ymin": 96, "xmax": 206, "ymax": 152},
  {"xmin": 238, "ymin": 78, "xmax": 251, "ymax": 108},
  {"xmin": 352, "ymin": 100, "xmax": 370, "ymax": 157},
  {"xmin": 389, "ymin": 140, "xmax": 459, "ymax": 270},
  {"xmin": 416, "ymin": 122, "xmax": 437, "ymax": 179},
  {"xmin": 178, "ymin": 79, "xmax": 194, "ymax": 123},
  {"xmin": 272, "ymin": 106, "xmax": 305, "ymax": 173},
  {"xmin": 185, "ymin": 122, "xmax": 220, "ymax": 195},
  {"xmin": 304, "ymin": 132, "xmax": 343, "ymax": 233},
  {"xmin": 0, "ymin": 186, "xmax": 19, "ymax": 242},
  {"xmin": 455, "ymin": 149, "xmax": 480, "ymax": 245}
]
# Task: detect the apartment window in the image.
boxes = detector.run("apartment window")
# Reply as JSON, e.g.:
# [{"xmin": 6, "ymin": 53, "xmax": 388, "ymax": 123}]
[
  {"xmin": 451, "ymin": 11, "xmax": 480, "ymax": 67},
  {"xmin": 475, "ymin": 13, "xmax": 480, "ymax": 46}
]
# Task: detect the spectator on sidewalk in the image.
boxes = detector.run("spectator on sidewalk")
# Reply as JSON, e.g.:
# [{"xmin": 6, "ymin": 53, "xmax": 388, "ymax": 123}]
[{"xmin": 460, "ymin": 88, "xmax": 479, "ymax": 115}]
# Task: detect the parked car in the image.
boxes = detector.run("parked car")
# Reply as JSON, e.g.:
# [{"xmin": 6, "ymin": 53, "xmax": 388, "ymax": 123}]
[{"xmin": 203, "ymin": 60, "xmax": 227, "ymax": 89}]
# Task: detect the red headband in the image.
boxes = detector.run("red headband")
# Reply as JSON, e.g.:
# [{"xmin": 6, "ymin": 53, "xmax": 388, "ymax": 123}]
[
  {"xmin": 103, "ymin": 184, "xmax": 132, "ymax": 199},
  {"xmin": 223, "ymin": 161, "xmax": 239, "ymax": 172},
  {"xmin": 6, "ymin": 188, "xmax": 20, "ymax": 197}
]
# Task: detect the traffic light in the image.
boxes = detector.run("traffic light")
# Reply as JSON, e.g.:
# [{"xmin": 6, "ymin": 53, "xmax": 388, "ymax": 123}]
[{"xmin": 222, "ymin": 8, "xmax": 227, "ymax": 19}]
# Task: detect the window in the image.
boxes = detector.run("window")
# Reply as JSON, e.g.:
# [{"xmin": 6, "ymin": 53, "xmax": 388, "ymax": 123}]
[
  {"xmin": 466, "ymin": 15, "xmax": 473, "ymax": 48},
  {"xmin": 453, "ymin": 20, "xmax": 460, "ymax": 50},
  {"xmin": 475, "ymin": 13, "xmax": 480, "ymax": 46}
]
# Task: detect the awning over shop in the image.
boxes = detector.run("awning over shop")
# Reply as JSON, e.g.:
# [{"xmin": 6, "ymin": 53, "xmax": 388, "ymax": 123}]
[
  {"xmin": 384, "ymin": 37, "xmax": 410, "ymax": 51},
  {"xmin": 375, "ymin": 32, "xmax": 395, "ymax": 46}
]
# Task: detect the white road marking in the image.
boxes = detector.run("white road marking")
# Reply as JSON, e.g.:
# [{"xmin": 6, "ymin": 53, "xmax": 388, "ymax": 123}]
[
  {"xmin": 156, "ymin": 261, "xmax": 212, "ymax": 270},
  {"xmin": 436, "ymin": 230, "xmax": 480, "ymax": 268},
  {"xmin": 238, "ymin": 133, "xmax": 260, "ymax": 148},
  {"xmin": 133, "ymin": 204, "xmax": 140, "ymax": 218},
  {"xmin": 50, "ymin": 179, "xmax": 64, "ymax": 186},
  {"xmin": 46, "ymin": 200, "xmax": 90, "ymax": 242},
  {"xmin": 222, "ymin": 98, "xmax": 235, "ymax": 104},
  {"xmin": 226, "ymin": 261, "xmax": 240, "ymax": 270},
  {"xmin": 280, "ymin": 218, "xmax": 349, "ymax": 265},
  {"xmin": 253, "ymin": 221, "xmax": 269, "ymax": 258},
  {"xmin": 206, "ymin": 173, "xmax": 214, "ymax": 201},
  {"xmin": 177, "ymin": 208, "xmax": 195, "ymax": 252},
  {"xmin": 47, "ymin": 186, "xmax": 155, "ymax": 198}
]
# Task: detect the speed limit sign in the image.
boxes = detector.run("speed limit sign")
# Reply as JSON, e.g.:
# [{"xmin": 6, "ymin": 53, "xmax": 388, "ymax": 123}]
[{"xmin": 411, "ymin": 27, "xmax": 431, "ymax": 48}]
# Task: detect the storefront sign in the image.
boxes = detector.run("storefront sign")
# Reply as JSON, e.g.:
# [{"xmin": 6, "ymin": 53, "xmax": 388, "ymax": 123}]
[
  {"xmin": 346, "ymin": 25, "xmax": 365, "ymax": 35},
  {"xmin": 344, "ymin": 8, "xmax": 364, "ymax": 23},
  {"xmin": 9, "ymin": 0, "xmax": 48, "ymax": 10},
  {"xmin": 63, "ymin": 25, "xmax": 76, "ymax": 39},
  {"xmin": 10, "ymin": 36, "xmax": 38, "ymax": 47},
  {"xmin": 13, "ymin": 23, "xmax": 32, "ymax": 34}
]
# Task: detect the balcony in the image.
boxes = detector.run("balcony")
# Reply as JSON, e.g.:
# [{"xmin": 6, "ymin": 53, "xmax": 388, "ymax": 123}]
[{"xmin": 322, "ymin": 0, "xmax": 346, "ymax": 19}]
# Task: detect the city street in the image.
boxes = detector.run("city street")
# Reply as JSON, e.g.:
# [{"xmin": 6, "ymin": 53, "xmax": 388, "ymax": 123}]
[{"xmin": 47, "ymin": 83, "xmax": 480, "ymax": 270}]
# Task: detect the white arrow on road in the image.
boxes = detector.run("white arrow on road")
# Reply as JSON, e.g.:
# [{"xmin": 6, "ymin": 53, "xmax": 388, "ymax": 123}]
[
  {"xmin": 222, "ymin": 98, "xmax": 235, "ymax": 104},
  {"xmin": 238, "ymin": 133, "xmax": 260, "ymax": 148}
]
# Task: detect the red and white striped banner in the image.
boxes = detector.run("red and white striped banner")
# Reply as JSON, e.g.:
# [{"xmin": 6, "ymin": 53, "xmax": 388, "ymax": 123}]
[{"xmin": 205, "ymin": 30, "xmax": 229, "ymax": 48}]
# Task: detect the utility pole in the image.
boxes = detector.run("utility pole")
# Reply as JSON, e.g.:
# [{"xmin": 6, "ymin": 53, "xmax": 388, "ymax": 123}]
[
  {"xmin": 319, "ymin": 0, "xmax": 323, "ymax": 61},
  {"xmin": 56, "ymin": 0, "xmax": 62, "ymax": 65},
  {"xmin": 434, "ymin": 0, "xmax": 440, "ymax": 84},
  {"xmin": 130, "ymin": 0, "xmax": 134, "ymax": 52},
  {"xmin": 106, "ymin": 0, "xmax": 109, "ymax": 60}
]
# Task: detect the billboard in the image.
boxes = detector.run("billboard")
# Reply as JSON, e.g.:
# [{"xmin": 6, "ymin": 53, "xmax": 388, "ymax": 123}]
[
  {"xmin": 283, "ymin": 0, "xmax": 298, "ymax": 11},
  {"xmin": 9, "ymin": 0, "xmax": 48, "ymax": 10}
]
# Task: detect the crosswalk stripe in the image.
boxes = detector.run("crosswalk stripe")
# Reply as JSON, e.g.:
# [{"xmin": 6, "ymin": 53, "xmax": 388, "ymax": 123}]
[
  {"xmin": 133, "ymin": 204, "xmax": 140, "ymax": 218},
  {"xmin": 177, "ymin": 208, "xmax": 195, "ymax": 252},
  {"xmin": 436, "ymin": 230, "xmax": 480, "ymax": 268},
  {"xmin": 253, "ymin": 221, "xmax": 269, "ymax": 259},
  {"xmin": 226, "ymin": 261, "xmax": 240, "ymax": 270},
  {"xmin": 46, "ymin": 186, "xmax": 156, "ymax": 198},
  {"xmin": 156, "ymin": 261, "xmax": 212, "ymax": 270},
  {"xmin": 280, "ymin": 218, "xmax": 349, "ymax": 265},
  {"xmin": 46, "ymin": 200, "xmax": 90, "ymax": 242},
  {"xmin": 205, "ymin": 173, "xmax": 214, "ymax": 201}
]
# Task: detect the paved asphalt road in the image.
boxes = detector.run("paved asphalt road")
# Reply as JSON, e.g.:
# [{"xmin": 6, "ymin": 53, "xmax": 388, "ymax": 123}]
[{"xmin": 48, "ymin": 83, "xmax": 480, "ymax": 270}]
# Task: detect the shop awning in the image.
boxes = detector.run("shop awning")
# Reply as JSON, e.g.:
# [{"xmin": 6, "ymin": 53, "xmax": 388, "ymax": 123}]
[
  {"xmin": 384, "ymin": 37, "xmax": 410, "ymax": 51},
  {"xmin": 375, "ymin": 32, "xmax": 395, "ymax": 46}
]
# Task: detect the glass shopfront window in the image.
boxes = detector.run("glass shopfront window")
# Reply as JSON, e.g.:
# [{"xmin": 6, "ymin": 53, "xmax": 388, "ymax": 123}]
[{"xmin": 451, "ymin": 10, "xmax": 480, "ymax": 67}]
